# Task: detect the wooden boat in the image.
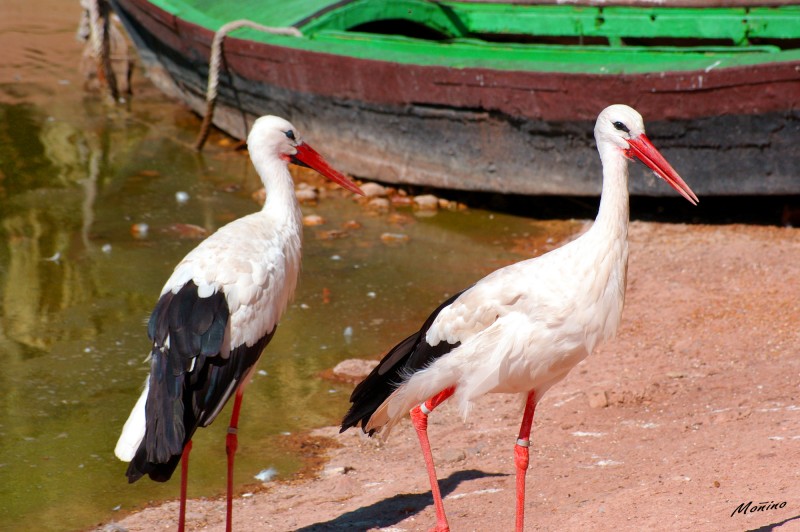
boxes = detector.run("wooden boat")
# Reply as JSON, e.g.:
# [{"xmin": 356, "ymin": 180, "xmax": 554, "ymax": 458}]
[{"xmin": 109, "ymin": 0, "xmax": 800, "ymax": 196}]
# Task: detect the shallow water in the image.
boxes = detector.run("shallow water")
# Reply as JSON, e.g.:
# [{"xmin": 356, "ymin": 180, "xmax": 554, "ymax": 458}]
[{"xmin": 0, "ymin": 2, "xmax": 583, "ymax": 530}]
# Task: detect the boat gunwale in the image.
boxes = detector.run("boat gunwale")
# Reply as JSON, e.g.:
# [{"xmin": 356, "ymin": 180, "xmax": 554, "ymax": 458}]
[
  {"xmin": 139, "ymin": 0, "xmax": 800, "ymax": 76},
  {"xmin": 113, "ymin": 0, "xmax": 800, "ymax": 123}
]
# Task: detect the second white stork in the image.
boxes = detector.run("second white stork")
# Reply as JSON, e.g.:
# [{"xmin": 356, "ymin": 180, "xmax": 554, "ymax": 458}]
[
  {"xmin": 341, "ymin": 104, "xmax": 698, "ymax": 532},
  {"xmin": 114, "ymin": 115, "xmax": 363, "ymax": 532}
]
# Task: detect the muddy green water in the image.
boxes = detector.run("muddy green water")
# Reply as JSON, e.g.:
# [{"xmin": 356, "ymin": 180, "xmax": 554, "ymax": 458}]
[{"xmin": 0, "ymin": 2, "xmax": 582, "ymax": 530}]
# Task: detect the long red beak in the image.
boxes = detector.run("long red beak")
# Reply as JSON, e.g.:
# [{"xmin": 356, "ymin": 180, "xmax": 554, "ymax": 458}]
[
  {"xmin": 627, "ymin": 134, "xmax": 698, "ymax": 205},
  {"xmin": 292, "ymin": 143, "xmax": 364, "ymax": 196}
]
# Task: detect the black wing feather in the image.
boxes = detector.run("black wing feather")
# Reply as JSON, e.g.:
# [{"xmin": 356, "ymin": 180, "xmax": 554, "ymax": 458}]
[
  {"xmin": 126, "ymin": 281, "xmax": 275, "ymax": 484},
  {"xmin": 340, "ymin": 290, "xmax": 466, "ymax": 435}
]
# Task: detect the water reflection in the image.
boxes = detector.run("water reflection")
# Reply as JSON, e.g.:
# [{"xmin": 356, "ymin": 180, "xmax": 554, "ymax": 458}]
[{"xmin": 0, "ymin": 9, "xmax": 583, "ymax": 529}]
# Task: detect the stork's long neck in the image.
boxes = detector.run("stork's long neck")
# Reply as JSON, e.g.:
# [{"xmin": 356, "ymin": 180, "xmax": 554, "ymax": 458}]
[
  {"xmin": 591, "ymin": 143, "xmax": 630, "ymax": 244},
  {"xmin": 253, "ymin": 155, "xmax": 302, "ymax": 231},
  {"xmin": 577, "ymin": 139, "xmax": 632, "ymax": 348}
]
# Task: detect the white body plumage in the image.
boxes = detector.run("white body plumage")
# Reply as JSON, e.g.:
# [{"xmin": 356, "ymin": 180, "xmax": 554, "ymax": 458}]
[
  {"xmin": 368, "ymin": 211, "xmax": 628, "ymax": 432},
  {"xmin": 343, "ymin": 104, "xmax": 697, "ymax": 532},
  {"xmin": 361, "ymin": 104, "xmax": 698, "ymax": 435},
  {"xmin": 115, "ymin": 116, "xmax": 363, "ymax": 469}
]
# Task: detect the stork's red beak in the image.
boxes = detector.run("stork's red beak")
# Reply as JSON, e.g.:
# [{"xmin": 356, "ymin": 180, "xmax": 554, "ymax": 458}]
[
  {"xmin": 627, "ymin": 134, "xmax": 698, "ymax": 205},
  {"xmin": 293, "ymin": 143, "xmax": 364, "ymax": 196}
]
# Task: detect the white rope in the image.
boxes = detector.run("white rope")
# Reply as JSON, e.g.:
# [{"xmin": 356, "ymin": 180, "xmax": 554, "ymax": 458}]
[
  {"xmin": 195, "ymin": 21, "xmax": 302, "ymax": 150},
  {"xmin": 86, "ymin": 0, "xmax": 105, "ymax": 64},
  {"xmin": 82, "ymin": 0, "xmax": 119, "ymax": 101}
]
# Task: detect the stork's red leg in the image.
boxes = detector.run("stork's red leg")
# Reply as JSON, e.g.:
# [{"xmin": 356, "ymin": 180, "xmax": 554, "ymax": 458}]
[
  {"xmin": 225, "ymin": 388, "xmax": 245, "ymax": 532},
  {"xmin": 409, "ymin": 386, "xmax": 456, "ymax": 532},
  {"xmin": 514, "ymin": 391, "xmax": 537, "ymax": 532},
  {"xmin": 178, "ymin": 439, "xmax": 193, "ymax": 532}
]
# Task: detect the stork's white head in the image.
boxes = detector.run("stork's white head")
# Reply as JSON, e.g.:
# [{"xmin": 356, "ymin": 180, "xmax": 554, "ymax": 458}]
[
  {"xmin": 247, "ymin": 115, "xmax": 364, "ymax": 196},
  {"xmin": 595, "ymin": 104, "xmax": 646, "ymax": 152},
  {"xmin": 247, "ymin": 115, "xmax": 304, "ymax": 161},
  {"xmin": 595, "ymin": 104, "xmax": 698, "ymax": 205}
]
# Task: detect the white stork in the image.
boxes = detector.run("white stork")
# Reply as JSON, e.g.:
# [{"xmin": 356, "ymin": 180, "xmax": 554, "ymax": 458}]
[
  {"xmin": 115, "ymin": 115, "xmax": 363, "ymax": 532},
  {"xmin": 341, "ymin": 104, "xmax": 698, "ymax": 532}
]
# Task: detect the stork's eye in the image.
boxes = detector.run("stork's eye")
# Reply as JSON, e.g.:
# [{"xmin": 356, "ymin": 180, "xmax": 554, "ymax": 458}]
[
  {"xmin": 284, "ymin": 130, "xmax": 296, "ymax": 141},
  {"xmin": 612, "ymin": 121, "xmax": 630, "ymax": 133}
]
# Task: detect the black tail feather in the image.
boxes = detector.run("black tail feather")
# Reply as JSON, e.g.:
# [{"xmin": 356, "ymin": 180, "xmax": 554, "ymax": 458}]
[
  {"xmin": 125, "ymin": 281, "xmax": 274, "ymax": 484},
  {"xmin": 340, "ymin": 290, "xmax": 466, "ymax": 434}
]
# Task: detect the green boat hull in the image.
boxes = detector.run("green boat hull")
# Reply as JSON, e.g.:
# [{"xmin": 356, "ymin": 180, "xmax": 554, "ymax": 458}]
[{"xmin": 110, "ymin": 0, "xmax": 800, "ymax": 195}]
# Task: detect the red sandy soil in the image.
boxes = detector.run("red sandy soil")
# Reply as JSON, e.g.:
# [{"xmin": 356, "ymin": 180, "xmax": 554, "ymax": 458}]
[{"xmin": 96, "ymin": 221, "xmax": 800, "ymax": 532}]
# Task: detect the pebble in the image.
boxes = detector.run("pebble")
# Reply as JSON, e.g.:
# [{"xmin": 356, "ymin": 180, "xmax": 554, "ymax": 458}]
[
  {"xmin": 367, "ymin": 197, "xmax": 391, "ymax": 213},
  {"xmin": 165, "ymin": 223, "xmax": 208, "ymax": 239},
  {"xmin": 130, "ymin": 223, "xmax": 149, "ymax": 239},
  {"xmin": 588, "ymin": 390, "xmax": 609, "ymax": 409},
  {"xmin": 387, "ymin": 212, "xmax": 414, "ymax": 225},
  {"xmin": 332, "ymin": 359, "xmax": 378, "ymax": 381},
  {"xmin": 380, "ymin": 232, "xmax": 410, "ymax": 245},
  {"xmin": 390, "ymin": 195, "xmax": 414, "ymax": 207},
  {"xmin": 303, "ymin": 214, "xmax": 326, "ymax": 226},
  {"xmin": 316, "ymin": 229, "xmax": 348, "ymax": 240},
  {"xmin": 342, "ymin": 220, "xmax": 362, "ymax": 230},
  {"xmin": 360, "ymin": 182, "xmax": 388, "ymax": 197},
  {"xmin": 414, "ymin": 194, "xmax": 440, "ymax": 211},
  {"xmin": 295, "ymin": 187, "xmax": 318, "ymax": 204},
  {"xmin": 321, "ymin": 465, "xmax": 348, "ymax": 478}
]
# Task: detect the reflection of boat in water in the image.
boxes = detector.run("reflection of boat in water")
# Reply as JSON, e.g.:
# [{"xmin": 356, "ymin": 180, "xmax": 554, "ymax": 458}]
[{"xmin": 110, "ymin": 0, "xmax": 800, "ymax": 196}]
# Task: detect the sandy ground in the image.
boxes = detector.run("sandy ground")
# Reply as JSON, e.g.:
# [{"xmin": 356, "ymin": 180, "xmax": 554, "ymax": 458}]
[{"xmin": 97, "ymin": 221, "xmax": 800, "ymax": 532}]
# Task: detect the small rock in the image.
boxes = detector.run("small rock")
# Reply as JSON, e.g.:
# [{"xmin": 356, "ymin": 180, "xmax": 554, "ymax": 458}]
[
  {"xmin": 367, "ymin": 197, "xmax": 391, "ymax": 213},
  {"xmin": 331, "ymin": 359, "xmax": 378, "ymax": 383},
  {"xmin": 414, "ymin": 194, "xmax": 439, "ymax": 211},
  {"xmin": 390, "ymin": 195, "xmax": 414, "ymax": 207},
  {"xmin": 360, "ymin": 182, "xmax": 388, "ymax": 197},
  {"xmin": 342, "ymin": 220, "xmax": 362, "ymax": 230},
  {"xmin": 165, "ymin": 223, "xmax": 208, "ymax": 239},
  {"xmin": 380, "ymin": 232, "xmax": 410, "ymax": 245},
  {"xmin": 316, "ymin": 229, "xmax": 348, "ymax": 240},
  {"xmin": 130, "ymin": 223, "xmax": 149, "ymax": 239},
  {"xmin": 303, "ymin": 214, "xmax": 326, "ymax": 226},
  {"xmin": 588, "ymin": 390, "xmax": 609, "ymax": 409},
  {"xmin": 387, "ymin": 212, "xmax": 414, "ymax": 225},
  {"xmin": 321, "ymin": 465, "xmax": 347, "ymax": 478},
  {"xmin": 175, "ymin": 191, "xmax": 190, "ymax": 204},
  {"xmin": 295, "ymin": 187, "xmax": 318, "ymax": 204}
]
